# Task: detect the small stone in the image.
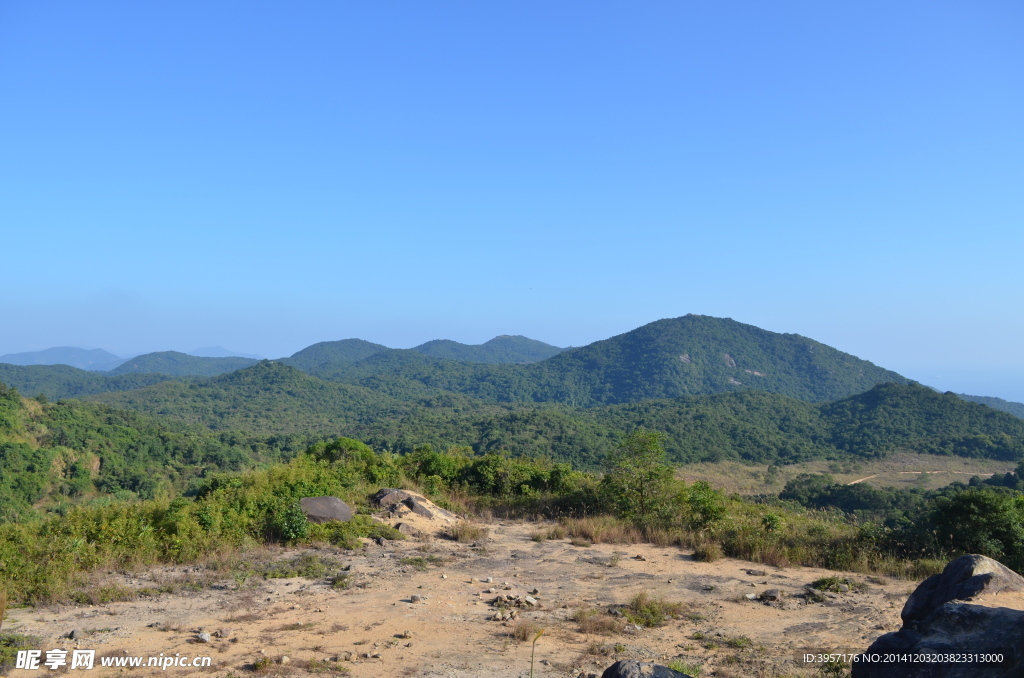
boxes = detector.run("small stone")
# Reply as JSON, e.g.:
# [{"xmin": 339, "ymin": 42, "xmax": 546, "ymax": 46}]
[
  {"xmin": 410, "ymin": 595, "xmax": 423, "ymax": 603},
  {"xmin": 483, "ymin": 577, "xmax": 493, "ymax": 583},
  {"xmin": 279, "ymin": 656, "xmax": 290, "ymax": 665},
  {"xmin": 761, "ymin": 589, "xmax": 782, "ymax": 601},
  {"xmin": 529, "ymin": 588, "xmax": 539, "ymax": 595},
  {"xmin": 441, "ymin": 574, "xmax": 447, "ymax": 579},
  {"xmin": 68, "ymin": 629, "xmax": 83, "ymax": 640},
  {"xmin": 196, "ymin": 633, "xmax": 212, "ymax": 643},
  {"xmin": 746, "ymin": 569, "xmax": 767, "ymax": 576},
  {"xmin": 216, "ymin": 628, "xmax": 232, "ymax": 639},
  {"xmin": 524, "ymin": 596, "xmax": 538, "ymax": 606},
  {"xmin": 744, "ymin": 593, "xmax": 758, "ymax": 600},
  {"xmin": 839, "ymin": 584, "xmax": 850, "ymax": 593}
]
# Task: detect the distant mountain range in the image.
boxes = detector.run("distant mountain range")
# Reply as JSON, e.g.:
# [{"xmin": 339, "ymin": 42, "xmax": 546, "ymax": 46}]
[
  {"xmin": 108, "ymin": 351, "xmax": 260, "ymax": 377},
  {"xmin": 0, "ymin": 347, "xmax": 125, "ymax": 371},
  {"xmin": 2, "ymin": 316, "xmax": 1021, "ymax": 419}
]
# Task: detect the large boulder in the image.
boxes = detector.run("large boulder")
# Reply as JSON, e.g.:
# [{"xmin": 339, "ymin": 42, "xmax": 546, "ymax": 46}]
[
  {"xmin": 852, "ymin": 555, "xmax": 1024, "ymax": 678},
  {"xmin": 299, "ymin": 497, "xmax": 353, "ymax": 524},
  {"xmin": 601, "ymin": 660, "xmax": 693, "ymax": 678}
]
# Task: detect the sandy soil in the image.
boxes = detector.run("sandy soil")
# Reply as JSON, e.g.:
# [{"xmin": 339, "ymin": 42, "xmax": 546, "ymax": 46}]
[{"xmin": 4, "ymin": 514, "xmax": 918, "ymax": 678}]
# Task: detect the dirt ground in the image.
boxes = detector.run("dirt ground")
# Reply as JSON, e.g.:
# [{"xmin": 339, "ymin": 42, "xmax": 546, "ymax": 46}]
[{"xmin": 4, "ymin": 511, "xmax": 920, "ymax": 678}]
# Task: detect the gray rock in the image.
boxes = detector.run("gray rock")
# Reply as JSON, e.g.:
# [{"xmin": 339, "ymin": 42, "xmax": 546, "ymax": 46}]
[
  {"xmin": 373, "ymin": 488, "xmax": 416, "ymax": 508},
  {"xmin": 299, "ymin": 497, "xmax": 352, "ymax": 524},
  {"xmin": 395, "ymin": 522, "xmax": 420, "ymax": 536},
  {"xmin": 68, "ymin": 629, "xmax": 83, "ymax": 640},
  {"xmin": 524, "ymin": 596, "xmax": 538, "ymax": 606},
  {"xmin": 196, "ymin": 632, "xmax": 212, "ymax": 643},
  {"xmin": 402, "ymin": 497, "xmax": 434, "ymax": 517},
  {"xmin": 852, "ymin": 555, "xmax": 1024, "ymax": 678},
  {"xmin": 601, "ymin": 660, "xmax": 693, "ymax": 677},
  {"xmin": 760, "ymin": 589, "xmax": 782, "ymax": 601}
]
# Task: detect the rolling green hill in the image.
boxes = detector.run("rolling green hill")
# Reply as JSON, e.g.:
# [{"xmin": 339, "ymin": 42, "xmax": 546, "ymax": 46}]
[
  {"xmin": 280, "ymin": 339, "xmax": 390, "ymax": 372},
  {"xmin": 108, "ymin": 350, "xmax": 258, "ymax": 376},
  {"xmin": 411, "ymin": 335, "xmax": 564, "ymax": 363}
]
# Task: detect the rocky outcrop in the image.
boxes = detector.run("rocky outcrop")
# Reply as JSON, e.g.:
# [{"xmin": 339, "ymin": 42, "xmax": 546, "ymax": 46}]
[
  {"xmin": 373, "ymin": 488, "xmax": 457, "ymax": 521},
  {"xmin": 601, "ymin": 660, "xmax": 693, "ymax": 678},
  {"xmin": 373, "ymin": 488, "xmax": 416, "ymax": 508},
  {"xmin": 852, "ymin": 555, "xmax": 1024, "ymax": 677},
  {"xmin": 298, "ymin": 496, "xmax": 352, "ymax": 524}
]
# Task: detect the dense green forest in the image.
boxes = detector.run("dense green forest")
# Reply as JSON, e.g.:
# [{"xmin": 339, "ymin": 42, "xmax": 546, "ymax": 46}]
[
  {"xmin": 82, "ymin": 365, "xmax": 1024, "ymax": 468},
  {"xmin": 0, "ymin": 382, "xmax": 321, "ymax": 521}
]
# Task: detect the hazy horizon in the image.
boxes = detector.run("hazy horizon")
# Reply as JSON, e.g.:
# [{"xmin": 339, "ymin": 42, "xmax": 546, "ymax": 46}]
[{"xmin": 2, "ymin": 2, "xmax": 1021, "ymax": 401}]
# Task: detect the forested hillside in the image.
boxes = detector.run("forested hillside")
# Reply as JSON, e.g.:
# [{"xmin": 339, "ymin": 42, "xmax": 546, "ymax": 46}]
[
  {"xmin": 0, "ymin": 363, "xmax": 177, "ymax": 400},
  {"xmin": 80, "ymin": 360, "xmax": 1024, "ymax": 469}
]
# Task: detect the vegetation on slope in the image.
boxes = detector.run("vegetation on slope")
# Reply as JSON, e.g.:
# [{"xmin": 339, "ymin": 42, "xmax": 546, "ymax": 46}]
[{"xmin": 3, "ymin": 430, "xmax": 1021, "ymax": 607}]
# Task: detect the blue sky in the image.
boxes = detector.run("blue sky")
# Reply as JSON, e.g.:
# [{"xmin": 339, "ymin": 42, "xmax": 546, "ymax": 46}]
[{"xmin": 1, "ymin": 2, "xmax": 1022, "ymax": 400}]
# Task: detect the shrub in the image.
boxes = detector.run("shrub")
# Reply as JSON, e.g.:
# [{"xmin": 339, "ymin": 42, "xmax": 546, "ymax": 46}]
[
  {"xmin": 693, "ymin": 542, "xmax": 723, "ymax": 562},
  {"xmin": 625, "ymin": 591, "xmax": 685, "ymax": 628}
]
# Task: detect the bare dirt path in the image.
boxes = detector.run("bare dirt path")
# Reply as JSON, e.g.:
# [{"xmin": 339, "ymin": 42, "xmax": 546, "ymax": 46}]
[{"xmin": 5, "ymin": 520, "xmax": 918, "ymax": 678}]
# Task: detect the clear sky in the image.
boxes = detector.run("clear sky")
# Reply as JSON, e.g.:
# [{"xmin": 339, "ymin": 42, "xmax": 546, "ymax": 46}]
[{"xmin": 1, "ymin": 2, "xmax": 1022, "ymax": 400}]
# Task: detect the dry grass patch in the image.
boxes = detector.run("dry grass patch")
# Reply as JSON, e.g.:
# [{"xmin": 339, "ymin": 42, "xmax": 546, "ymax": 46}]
[
  {"xmin": 511, "ymin": 620, "xmax": 544, "ymax": 642},
  {"xmin": 444, "ymin": 522, "xmax": 488, "ymax": 543},
  {"xmin": 562, "ymin": 516, "xmax": 641, "ymax": 544},
  {"xmin": 570, "ymin": 608, "xmax": 625, "ymax": 635}
]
